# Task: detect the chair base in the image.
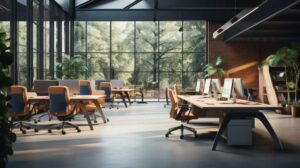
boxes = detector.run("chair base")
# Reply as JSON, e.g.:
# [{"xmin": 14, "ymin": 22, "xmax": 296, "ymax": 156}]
[
  {"xmin": 48, "ymin": 121, "xmax": 81, "ymax": 135},
  {"xmin": 13, "ymin": 121, "xmax": 38, "ymax": 134},
  {"xmin": 165, "ymin": 124, "xmax": 197, "ymax": 139}
]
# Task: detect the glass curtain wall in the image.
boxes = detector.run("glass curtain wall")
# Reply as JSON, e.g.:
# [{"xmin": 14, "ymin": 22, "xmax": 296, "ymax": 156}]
[{"xmin": 75, "ymin": 21, "xmax": 207, "ymax": 100}]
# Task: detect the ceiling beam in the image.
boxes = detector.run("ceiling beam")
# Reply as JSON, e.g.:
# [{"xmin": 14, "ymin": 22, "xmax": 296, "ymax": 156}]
[
  {"xmin": 124, "ymin": 0, "xmax": 143, "ymax": 9},
  {"xmin": 158, "ymin": 0, "xmax": 264, "ymax": 10},
  {"xmin": 76, "ymin": 10, "xmax": 235, "ymax": 21},
  {"xmin": 223, "ymin": 0, "xmax": 300, "ymax": 41}
]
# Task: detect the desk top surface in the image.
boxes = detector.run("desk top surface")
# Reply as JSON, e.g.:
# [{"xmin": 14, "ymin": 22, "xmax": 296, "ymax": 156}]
[
  {"xmin": 28, "ymin": 95, "xmax": 105, "ymax": 101},
  {"xmin": 177, "ymin": 95, "xmax": 280, "ymax": 110},
  {"xmin": 112, "ymin": 88, "xmax": 135, "ymax": 92}
]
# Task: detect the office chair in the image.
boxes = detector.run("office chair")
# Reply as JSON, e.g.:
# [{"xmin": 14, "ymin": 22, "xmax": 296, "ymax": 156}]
[
  {"xmin": 165, "ymin": 89, "xmax": 198, "ymax": 139},
  {"xmin": 79, "ymin": 80, "xmax": 92, "ymax": 95},
  {"xmin": 79, "ymin": 90, "xmax": 106, "ymax": 123},
  {"xmin": 100, "ymin": 82, "xmax": 118, "ymax": 109},
  {"xmin": 8, "ymin": 86, "xmax": 38, "ymax": 134},
  {"xmin": 48, "ymin": 86, "xmax": 81, "ymax": 135}
]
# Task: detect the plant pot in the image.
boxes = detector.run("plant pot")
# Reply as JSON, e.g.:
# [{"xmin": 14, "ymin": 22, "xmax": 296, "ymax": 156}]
[
  {"xmin": 291, "ymin": 106, "xmax": 300, "ymax": 117},
  {"xmin": 281, "ymin": 105, "xmax": 291, "ymax": 115}
]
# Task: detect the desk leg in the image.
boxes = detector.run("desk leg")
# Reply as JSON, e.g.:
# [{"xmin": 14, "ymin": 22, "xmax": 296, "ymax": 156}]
[
  {"xmin": 212, "ymin": 114, "xmax": 231, "ymax": 150},
  {"xmin": 212, "ymin": 112, "xmax": 283, "ymax": 151},
  {"xmin": 124, "ymin": 91, "xmax": 131, "ymax": 105},
  {"xmin": 94, "ymin": 100, "xmax": 107, "ymax": 123},
  {"xmin": 83, "ymin": 110, "xmax": 93, "ymax": 130},
  {"xmin": 255, "ymin": 112, "xmax": 284, "ymax": 151},
  {"xmin": 119, "ymin": 92, "xmax": 127, "ymax": 108}
]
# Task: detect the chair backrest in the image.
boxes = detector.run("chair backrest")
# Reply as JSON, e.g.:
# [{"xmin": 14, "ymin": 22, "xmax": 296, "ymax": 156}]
[
  {"xmin": 100, "ymin": 82, "xmax": 112, "ymax": 101},
  {"xmin": 95, "ymin": 80, "xmax": 109, "ymax": 90},
  {"xmin": 8, "ymin": 86, "xmax": 28, "ymax": 114},
  {"xmin": 34, "ymin": 80, "xmax": 59, "ymax": 95},
  {"xmin": 173, "ymin": 84, "xmax": 180, "ymax": 95},
  {"xmin": 168, "ymin": 89, "xmax": 178, "ymax": 119},
  {"xmin": 48, "ymin": 86, "xmax": 70, "ymax": 114},
  {"xmin": 79, "ymin": 80, "xmax": 91, "ymax": 95},
  {"xmin": 111, "ymin": 79, "xmax": 125, "ymax": 89},
  {"xmin": 59, "ymin": 80, "xmax": 80, "ymax": 95}
]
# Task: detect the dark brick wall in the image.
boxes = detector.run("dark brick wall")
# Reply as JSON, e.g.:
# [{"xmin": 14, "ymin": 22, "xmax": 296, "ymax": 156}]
[{"xmin": 207, "ymin": 21, "xmax": 285, "ymax": 88}]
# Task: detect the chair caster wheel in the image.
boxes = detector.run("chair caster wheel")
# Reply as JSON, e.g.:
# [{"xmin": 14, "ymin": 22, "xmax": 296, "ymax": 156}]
[
  {"xmin": 94, "ymin": 120, "xmax": 98, "ymax": 124},
  {"xmin": 77, "ymin": 129, "xmax": 81, "ymax": 133},
  {"xmin": 34, "ymin": 120, "xmax": 38, "ymax": 124},
  {"xmin": 180, "ymin": 135, "xmax": 183, "ymax": 139},
  {"xmin": 21, "ymin": 130, "xmax": 26, "ymax": 134},
  {"xmin": 48, "ymin": 129, "xmax": 52, "ymax": 133},
  {"xmin": 62, "ymin": 131, "xmax": 66, "ymax": 135},
  {"xmin": 34, "ymin": 129, "xmax": 39, "ymax": 132},
  {"xmin": 106, "ymin": 118, "xmax": 109, "ymax": 122},
  {"xmin": 194, "ymin": 134, "xmax": 198, "ymax": 138},
  {"xmin": 165, "ymin": 134, "xmax": 169, "ymax": 138}
]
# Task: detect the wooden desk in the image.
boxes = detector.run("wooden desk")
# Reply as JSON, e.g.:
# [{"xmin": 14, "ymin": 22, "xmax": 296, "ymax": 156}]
[
  {"xmin": 177, "ymin": 95, "xmax": 283, "ymax": 151},
  {"xmin": 112, "ymin": 88, "xmax": 135, "ymax": 108},
  {"xmin": 28, "ymin": 95, "xmax": 108, "ymax": 130}
]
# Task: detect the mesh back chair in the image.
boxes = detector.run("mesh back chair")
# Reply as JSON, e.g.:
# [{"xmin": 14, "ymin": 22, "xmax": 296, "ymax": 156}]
[
  {"xmin": 165, "ymin": 89, "xmax": 198, "ymax": 139},
  {"xmin": 100, "ymin": 82, "xmax": 118, "ymax": 109},
  {"xmin": 48, "ymin": 86, "xmax": 81, "ymax": 135},
  {"xmin": 8, "ymin": 86, "xmax": 38, "ymax": 134}
]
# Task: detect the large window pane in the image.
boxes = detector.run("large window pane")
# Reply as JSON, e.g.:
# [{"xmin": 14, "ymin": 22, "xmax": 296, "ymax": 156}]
[
  {"xmin": 111, "ymin": 22, "xmax": 134, "ymax": 52},
  {"xmin": 111, "ymin": 53, "xmax": 134, "ymax": 72},
  {"xmin": 87, "ymin": 22, "xmax": 110, "ymax": 52},
  {"xmin": 159, "ymin": 21, "xmax": 182, "ymax": 52},
  {"xmin": 74, "ymin": 21, "xmax": 86, "ymax": 52},
  {"xmin": 136, "ymin": 22, "xmax": 158, "ymax": 52},
  {"xmin": 183, "ymin": 52, "xmax": 206, "ymax": 72},
  {"xmin": 159, "ymin": 53, "xmax": 182, "ymax": 71},
  {"xmin": 87, "ymin": 53, "xmax": 110, "ymax": 80},
  {"xmin": 183, "ymin": 21, "xmax": 206, "ymax": 52}
]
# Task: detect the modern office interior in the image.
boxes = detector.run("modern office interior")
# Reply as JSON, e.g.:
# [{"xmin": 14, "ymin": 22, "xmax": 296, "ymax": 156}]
[{"xmin": 1, "ymin": 0, "xmax": 300, "ymax": 168}]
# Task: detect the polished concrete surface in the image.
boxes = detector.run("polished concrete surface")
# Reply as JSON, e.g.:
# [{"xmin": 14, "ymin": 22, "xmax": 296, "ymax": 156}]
[{"xmin": 8, "ymin": 103, "xmax": 300, "ymax": 168}]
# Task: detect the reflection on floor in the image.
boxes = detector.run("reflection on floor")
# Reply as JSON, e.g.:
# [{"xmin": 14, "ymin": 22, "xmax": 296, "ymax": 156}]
[{"xmin": 7, "ymin": 103, "xmax": 300, "ymax": 168}]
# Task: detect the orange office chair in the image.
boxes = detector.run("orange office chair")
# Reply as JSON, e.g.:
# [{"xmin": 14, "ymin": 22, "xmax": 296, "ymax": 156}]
[
  {"xmin": 79, "ymin": 89, "xmax": 106, "ymax": 123},
  {"xmin": 8, "ymin": 85, "xmax": 38, "ymax": 134},
  {"xmin": 165, "ymin": 89, "xmax": 198, "ymax": 139},
  {"xmin": 48, "ymin": 86, "xmax": 80, "ymax": 135},
  {"xmin": 100, "ymin": 82, "xmax": 118, "ymax": 109}
]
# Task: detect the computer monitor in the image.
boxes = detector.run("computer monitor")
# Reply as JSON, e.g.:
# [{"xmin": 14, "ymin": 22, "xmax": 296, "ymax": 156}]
[
  {"xmin": 221, "ymin": 78, "xmax": 233, "ymax": 99},
  {"xmin": 34, "ymin": 80, "xmax": 59, "ymax": 95},
  {"xmin": 111, "ymin": 79, "xmax": 124, "ymax": 89},
  {"xmin": 211, "ymin": 79, "xmax": 222, "ymax": 95},
  {"xmin": 195, "ymin": 79, "xmax": 205, "ymax": 93},
  {"xmin": 203, "ymin": 79, "xmax": 212, "ymax": 95},
  {"xmin": 59, "ymin": 80, "xmax": 80, "ymax": 95},
  {"xmin": 232, "ymin": 78, "xmax": 245, "ymax": 99}
]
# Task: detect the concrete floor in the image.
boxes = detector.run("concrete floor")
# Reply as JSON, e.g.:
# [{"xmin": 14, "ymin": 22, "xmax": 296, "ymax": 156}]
[{"xmin": 7, "ymin": 103, "xmax": 300, "ymax": 168}]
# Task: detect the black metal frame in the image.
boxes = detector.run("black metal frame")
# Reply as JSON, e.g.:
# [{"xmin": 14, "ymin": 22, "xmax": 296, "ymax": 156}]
[{"xmin": 73, "ymin": 21, "xmax": 207, "ymax": 101}]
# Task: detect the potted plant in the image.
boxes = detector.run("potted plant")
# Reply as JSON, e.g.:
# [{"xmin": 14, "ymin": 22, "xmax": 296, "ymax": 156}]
[
  {"xmin": 267, "ymin": 47, "xmax": 298, "ymax": 115},
  {"xmin": 204, "ymin": 56, "xmax": 226, "ymax": 79},
  {"xmin": 0, "ymin": 32, "xmax": 16, "ymax": 167},
  {"xmin": 56, "ymin": 54, "xmax": 88, "ymax": 79}
]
